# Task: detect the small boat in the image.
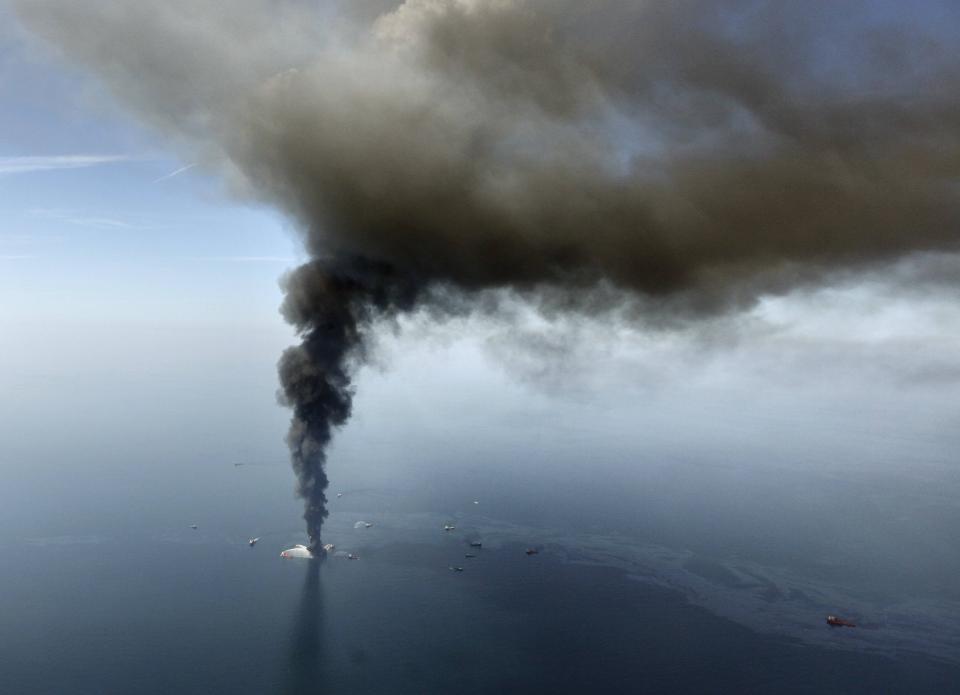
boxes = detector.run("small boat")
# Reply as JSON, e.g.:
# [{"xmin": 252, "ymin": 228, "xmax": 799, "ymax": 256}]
[
  {"xmin": 525, "ymin": 548, "xmax": 539, "ymax": 556},
  {"xmin": 464, "ymin": 553, "xmax": 477, "ymax": 559},
  {"xmin": 248, "ymin": 537, "xmax": 260, "ymax": 547},
  {"xmin": 448, "ymin": 566, "xmax": 464, "ymax": 572},
  {"xmin": 826, "ymin": 615, "xmax": 856, "ymax": 628},
  {"xmin": 443, "ymin": 524, "xmax": 456, "ymax": 532},
  {"xmin": 469, "ymin": 541, "xmax": 482, "ymax": 548}
]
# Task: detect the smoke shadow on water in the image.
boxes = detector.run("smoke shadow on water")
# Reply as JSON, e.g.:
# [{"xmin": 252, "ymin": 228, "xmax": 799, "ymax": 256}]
[{"xmin": 284, "ymin": 561, "xmax": 326, "ymax": 695}]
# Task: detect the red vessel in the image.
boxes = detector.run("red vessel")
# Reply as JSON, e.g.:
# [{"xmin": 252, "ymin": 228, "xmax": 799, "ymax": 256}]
[{"xmin": 826, "ymin": 615, "xmax": 856, "ymax": 627}]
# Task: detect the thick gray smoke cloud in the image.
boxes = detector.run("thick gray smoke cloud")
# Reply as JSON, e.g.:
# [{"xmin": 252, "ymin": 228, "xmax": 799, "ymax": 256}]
[
  {"xmin": 277, "ymin": 259, "xmax": 420, "ymax": 544},
  {"xmin": 16, "ymin": 0, "xmax": 960, "ymax": 546}
]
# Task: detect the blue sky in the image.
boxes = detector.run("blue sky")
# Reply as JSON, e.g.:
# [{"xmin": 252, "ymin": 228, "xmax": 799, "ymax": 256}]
[{"xmin": 1, "ymin": 11, "xmax": 302, "ymax": 327}]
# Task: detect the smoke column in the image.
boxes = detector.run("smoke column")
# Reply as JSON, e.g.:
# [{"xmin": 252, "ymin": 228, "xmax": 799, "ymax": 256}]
[
  {"xmin": 277, "ymin": 260, "xmax": 420, "ymax": 548},
  {"xmin": 14, "ymin": 1, "xmax": 960, "ymax": 546}
]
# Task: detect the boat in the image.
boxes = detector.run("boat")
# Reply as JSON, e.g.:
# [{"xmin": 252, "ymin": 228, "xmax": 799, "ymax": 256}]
[{"xmin": 826, "ymin": 615, "xmax": 856, "ymax": 627}]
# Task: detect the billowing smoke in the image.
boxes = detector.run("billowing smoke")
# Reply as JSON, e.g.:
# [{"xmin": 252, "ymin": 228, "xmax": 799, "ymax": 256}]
[
  {"xmin": 15, "ymin": 0, "xmax": 960, "ymax": 546},
  {"xmin": 277, "ymin": 259, "xmax": 420, "ymax": 546}
]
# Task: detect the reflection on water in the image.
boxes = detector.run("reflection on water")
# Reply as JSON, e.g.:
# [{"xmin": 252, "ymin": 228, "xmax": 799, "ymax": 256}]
[{"xmin": 286, "ymin": 561, "xmax": 324, "ymax": 695}]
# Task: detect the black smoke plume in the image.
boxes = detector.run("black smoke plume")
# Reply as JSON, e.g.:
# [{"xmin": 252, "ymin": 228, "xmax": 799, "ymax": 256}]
[
  {"xmin": 14, "ymin": 1, "xmax": 960, "ymax": 545},
  {"xmin": 277, "ymin": 260, "xmax": 419, "ymax": 548}
]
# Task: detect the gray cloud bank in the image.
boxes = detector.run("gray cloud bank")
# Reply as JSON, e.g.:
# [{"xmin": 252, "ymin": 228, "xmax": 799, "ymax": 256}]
[{"xmin": 16, "ymin": 0, "xmax": 960, "ymax": 543}]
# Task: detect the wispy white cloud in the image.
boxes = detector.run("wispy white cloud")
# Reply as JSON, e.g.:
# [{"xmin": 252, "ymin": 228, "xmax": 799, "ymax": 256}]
[
  {"xmin": 0, "ymin": 155, "xmax": 130, "ymax": 175},
  {"xmin": 63, "ymin": 216, "xmax": 136, "ymax": 229},
  {"xmin": 189, "ymin": 256, "xmax": 297, "ymax": 263},
  {"xmin": 0, "ymin": 232, "xmax": 39, "ymax": 243},
  {"xmin": 27, "ymin": 208, "xmax": 144, "ymax": 230},
  {"xmin": 152, "ymin": 162, "xmax": 197, "ymax": 183}
]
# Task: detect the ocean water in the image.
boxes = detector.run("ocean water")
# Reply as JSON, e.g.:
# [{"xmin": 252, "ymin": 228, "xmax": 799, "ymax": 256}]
[{"xmin": 1, "ymin": 471, "xmax": 958, "ymax": 695}]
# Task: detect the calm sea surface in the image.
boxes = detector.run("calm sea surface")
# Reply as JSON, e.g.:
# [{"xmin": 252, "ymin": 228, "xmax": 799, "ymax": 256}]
[{"xmin": 1, "ymin": 469, "xmax": 958, "ymax": 695}]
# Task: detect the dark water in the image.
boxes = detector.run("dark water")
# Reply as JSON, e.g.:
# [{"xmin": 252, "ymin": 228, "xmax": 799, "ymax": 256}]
[{"xmin": 2, "ymin": 510, "xmax": 958, "ymax": 695}]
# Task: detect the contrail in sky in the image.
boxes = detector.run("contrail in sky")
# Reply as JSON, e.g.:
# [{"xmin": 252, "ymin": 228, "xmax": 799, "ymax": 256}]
[{"xmin": 152, "ymin": 163, "xmax": 197, "ymax": 183}]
